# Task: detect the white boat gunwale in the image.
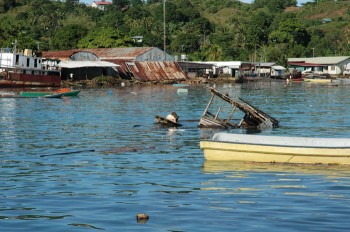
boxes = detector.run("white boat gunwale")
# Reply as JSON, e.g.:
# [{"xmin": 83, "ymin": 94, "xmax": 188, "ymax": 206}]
[
  {"xmin": 202, "ymin": 139, "xmax": 350, "ymax": 149},
  {"xmin": 200, "ymin": 133, "xmax": 350, "ymax": 164}
]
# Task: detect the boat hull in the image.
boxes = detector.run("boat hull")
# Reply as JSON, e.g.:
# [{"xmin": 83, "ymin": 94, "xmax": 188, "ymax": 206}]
[
  {"xmin": 19, "ymin": 89, "xmax": 80, "ymax": 97},
  {"xmin": 304, "ymin": 78, "xmax": 332, "ymax": 83},
  {"xmin": 200, "ymin": 133, "xmax": 350, "ymax": 165},
  {"xmin": 20, "ymin": 92, "xmax": 52, "ymax": 97}
]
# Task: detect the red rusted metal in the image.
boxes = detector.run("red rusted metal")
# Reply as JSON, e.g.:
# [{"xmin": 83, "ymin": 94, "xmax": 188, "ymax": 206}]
[
  {"xmin": 42, "ymin": 50, "xmax": 82, "ymax": 60},
  {"xmin": 87, "ymin": 48, "xmax": 154, "ymax": 60},
  {"xmin": 0, "ymin": 73, "xmax": 61, "ymax": 87},
  {"xmin": 42, "ymin": 48, "xmax": 188, "ymax": 82},
  {"xmin": 109, "ymin": 60, "xmax": 187, "ymax": 82}
]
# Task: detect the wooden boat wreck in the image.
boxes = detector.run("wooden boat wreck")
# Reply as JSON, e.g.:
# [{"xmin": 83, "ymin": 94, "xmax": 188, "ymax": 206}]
[
  {"xmin": 198, "ymin": 88, "xmax": 279, "ymax": 129},
  {"xmin": 154, "ymin": 115, "xmax": 182, "ymax": 127},
  {"xmin": 200, "ymin": 132, "xmax": 350, "ymax": 165}
]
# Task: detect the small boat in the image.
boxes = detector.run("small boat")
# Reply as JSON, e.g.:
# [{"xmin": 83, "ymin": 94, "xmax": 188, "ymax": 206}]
[
  {"xmin": 19, "ymin": 88, "xmax": 80, "ymax": 98},
  {"xmin": 200, "ymin": 132, "xmax": 350, "ymax": 165},
  {"xmin": 154, "ymin": 115, "xmax": 182, "ymax": 127},
  {"xmin": 54, "ymin": 88, "xmax": 80, "ymax": 96},
  {"xmin": 43, "ymin": 93, "xmax": 64, "ymax": 98},
  {"xmin": 20, "ymin": 91, "xmax": 55, "ymax": 98},
  {"xmin": 287, "ymin": 78, "xmax": 304, "ymax": 82},
  {"xmin": 303, "ymin": 74, "xmax": 332, "ymax": 83},
  {"xmin": 304, "ymin": 78, "xmax": 332, "ymax": 83},
  {"xmin": 19, "ymin": 91, "xmax": 63, "ymax": 98}
]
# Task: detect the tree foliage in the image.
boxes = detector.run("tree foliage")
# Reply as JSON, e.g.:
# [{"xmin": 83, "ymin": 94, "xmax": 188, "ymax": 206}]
[{"xmin": 0, "ymin": 0, "xmax": 349, "ymax": 64}]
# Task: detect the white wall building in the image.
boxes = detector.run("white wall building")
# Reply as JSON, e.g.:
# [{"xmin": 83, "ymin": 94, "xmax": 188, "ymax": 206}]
[
  {"xmin": 0, "ymin": 48, "xmax": 47, "ymax": 74},
  {"xmin": 288, "ymin": 56, "xmax": 350, "ymax": 75},
  {"xmin": 91, "ymin": 0, "xmax": 112, "ymax": 10}
]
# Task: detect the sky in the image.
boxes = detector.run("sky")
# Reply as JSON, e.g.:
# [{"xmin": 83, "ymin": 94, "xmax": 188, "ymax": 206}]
[{"xmin": 82, "ymin": 0, "xmax": 315, "ymax": 5}]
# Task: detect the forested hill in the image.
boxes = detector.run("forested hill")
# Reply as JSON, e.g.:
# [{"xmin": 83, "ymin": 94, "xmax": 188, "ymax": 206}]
[{"xmin": 0, "ymin": 0, "xmax": 349, "ymax": 66}]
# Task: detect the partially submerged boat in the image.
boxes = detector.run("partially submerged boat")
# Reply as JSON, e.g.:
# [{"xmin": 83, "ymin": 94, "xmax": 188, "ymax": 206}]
[
  {"xmin": 198, "ymin": 88, "xmax": 279, "ymax": 129},
  {"xmin": 154, "ymin": 115, "xmax": 182, "ymax": 127},
  {"xmin": 200, "ymin": 132, "xmax": 350, "ymax": 165}
]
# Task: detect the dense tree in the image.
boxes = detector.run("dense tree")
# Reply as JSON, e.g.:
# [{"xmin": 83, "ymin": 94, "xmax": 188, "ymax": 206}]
[
  {"xmin": 0, "ymin": 0, "xmax": 349, "ymax": 64},
  {"xmin": 78, "ymin": 27, "xmax": 132, "ymax": 48},
  {"xmin": 269, "ymin": 19, "xmax": 310, "ymax": 46},
  {"xmin": 0, "ymin": 0, "xmax": 16, "ymax": 13},
  {"xmin": 51, "ymin": 24, "xmax": 88, "ymax": 50},
  {"xmin": 245, "ymin": 11, "xmax": 272, "ymax": 47},
  {"xmin": 113, "ymin": 0, "xmax": 129, "ymax": 9}
]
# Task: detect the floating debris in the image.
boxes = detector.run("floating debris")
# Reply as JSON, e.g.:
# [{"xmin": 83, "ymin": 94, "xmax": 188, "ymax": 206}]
[
  {"xmin": 154, "ymin": 114, "xmax": 182, "ymax": 127},
  {"xmin": 177, "ymin": 88, "xmax": 188, "ymax": 94},
  {"xmin": 136, "ymin": 213, "xmax": 149, "ymax": 224}
]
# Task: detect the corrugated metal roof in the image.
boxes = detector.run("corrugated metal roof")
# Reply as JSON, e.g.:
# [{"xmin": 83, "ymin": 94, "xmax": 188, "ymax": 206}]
[
  {"xmin": 271, "ymin": 65, "xmax": 286, "ymax": 70},
  {"xmin": 58, "ymin": 60, "xmax": 119, "ymax": 68},
  {"xmin": 86, "ymin": 47, "xmax": 155, "ymax": 60},
  {"xmin": 257, "ymin": 62, "xmax": 276, "ymax": 67},
  {"xmin": 289, "ymin": 62, "xmax": 325, "ymax": 67},
  {"xmin": 178, "ymin": 61, "xmax": 214, "ymax": 69},
  {"xmin": 42, "ymin": 47, "xmax": 157, "ymax": 61},
  {"xmin": 42, "ymin": 49, "xmax": 84, "ymax": 60},
  {"xmin": 107, "ymin": 60, "xmax": 187, "ymax": 82},
  {"xmin": 288, "ymin": 56, "xmax": 350, "ymax": 65}
]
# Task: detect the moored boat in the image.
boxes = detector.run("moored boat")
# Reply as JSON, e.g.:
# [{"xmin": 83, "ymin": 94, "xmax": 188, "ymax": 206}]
[
  {"xmin": 304, "ymin": 78, "xmax": 332, "ymax": 83},
  {"xmin": 19, "ymin": 91, "xmax": 63, "ymax": 98},
  {"xmin": 19, "ymin": 88, "xmax": 80, "ymax": 98},
  {"xmin": 54, "ymin": 88, "xmax": 80, "ymax": 96},
  {"xmin": 1, "ymin": 47, "xmax": 61, "ymax": 88},
  {"xmin": 200, "ymin": 132, "xmax": 350, "ymax": 165}
]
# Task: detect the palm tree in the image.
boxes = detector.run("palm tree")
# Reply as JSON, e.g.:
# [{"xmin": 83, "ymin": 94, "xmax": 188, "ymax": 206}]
[{"xmin": 207, "ymin": 44, "xmax": 222, "ymax": 61}]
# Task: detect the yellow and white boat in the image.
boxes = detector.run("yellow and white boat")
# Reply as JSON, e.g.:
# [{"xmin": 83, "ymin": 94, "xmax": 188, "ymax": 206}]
[{"xmin": 200, "ymin": 133, "xmax": 350, "ymax": 165}]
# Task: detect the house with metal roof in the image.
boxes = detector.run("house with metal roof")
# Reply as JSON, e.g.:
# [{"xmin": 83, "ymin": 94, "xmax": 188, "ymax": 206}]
[
  {"xmin": 42, "ymin": 50, "xmax": 119, "ymax": 81},
  {"xmin": 288, "ymin": 56, "xmax": 350, "ymax": 75},
  {"xmin": 42, "ymin": 47, "xmax": 187, "ymax": 82},
  {"xmin": 254, "ymin": 62, "xmax": 286, "ymax": 78},
  {"xmin": 91, "ymin": 0, "xmax": 112, "ymax": 11}
]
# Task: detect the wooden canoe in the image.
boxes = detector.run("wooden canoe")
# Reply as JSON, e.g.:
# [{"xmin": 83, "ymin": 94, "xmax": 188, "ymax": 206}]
[
  {"xmin": 200, "ymin": 132, "xmax": 350, "ymax": 165},
  {"xmin": 19, "ymin": 89, "xmax": 80, "ymax": 98}
]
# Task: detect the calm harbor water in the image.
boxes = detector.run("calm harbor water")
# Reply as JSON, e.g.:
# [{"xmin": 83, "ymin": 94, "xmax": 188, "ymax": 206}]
[{"xmin": 2, "ymin": 81, "xmax": 350, "ymax": 231}]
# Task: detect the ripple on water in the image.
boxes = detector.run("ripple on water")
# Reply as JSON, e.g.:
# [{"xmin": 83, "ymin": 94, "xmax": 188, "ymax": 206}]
[{"xmin": 2, "ymin": 84, "xmax": 350, "ymax": 231}]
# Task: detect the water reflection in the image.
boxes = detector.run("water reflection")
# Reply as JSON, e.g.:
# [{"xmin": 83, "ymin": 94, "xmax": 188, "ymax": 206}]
[{"xmin": 202, "ymin": 160, "xmax": 350, "ymax": 177}]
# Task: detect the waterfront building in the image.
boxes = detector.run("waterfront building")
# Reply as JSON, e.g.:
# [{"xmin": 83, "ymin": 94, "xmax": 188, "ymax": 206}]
[{"xmin": 288, "ymin": 56, "xmax": 350, "ymax": 75}]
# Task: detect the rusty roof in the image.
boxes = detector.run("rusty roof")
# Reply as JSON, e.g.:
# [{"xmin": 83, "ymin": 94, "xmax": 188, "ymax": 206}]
[
  {"xmin": 42, "ymin": 49, "xmax": 83, "ymax": 60},
  {"xmin": 42, "ymin": 47, "xmax": 156, "ymax": 61},
  {"xmin": 86, "ymin": 47, "xmax": 154, "ymax": 60},
  {"xmin": 107, "ymin": 60, "xmax": 187, "ymax": 82}
]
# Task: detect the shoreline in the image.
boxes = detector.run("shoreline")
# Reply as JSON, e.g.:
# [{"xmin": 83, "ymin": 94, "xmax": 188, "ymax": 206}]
[{"xmin": 62, "ymin": 76, "xmax": 282, "ymax": 88}]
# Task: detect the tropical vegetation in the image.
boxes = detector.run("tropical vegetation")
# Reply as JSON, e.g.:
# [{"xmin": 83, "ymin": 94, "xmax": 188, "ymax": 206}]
[{"xmin": 0, "ymin": 0, "xmax": 349, "ymax": 66}]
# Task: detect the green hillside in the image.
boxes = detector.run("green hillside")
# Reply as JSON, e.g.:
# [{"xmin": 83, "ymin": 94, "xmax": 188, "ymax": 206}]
[{"xmin": 0, "ymin": 0, "xmax": 349, "ymax": 65}]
